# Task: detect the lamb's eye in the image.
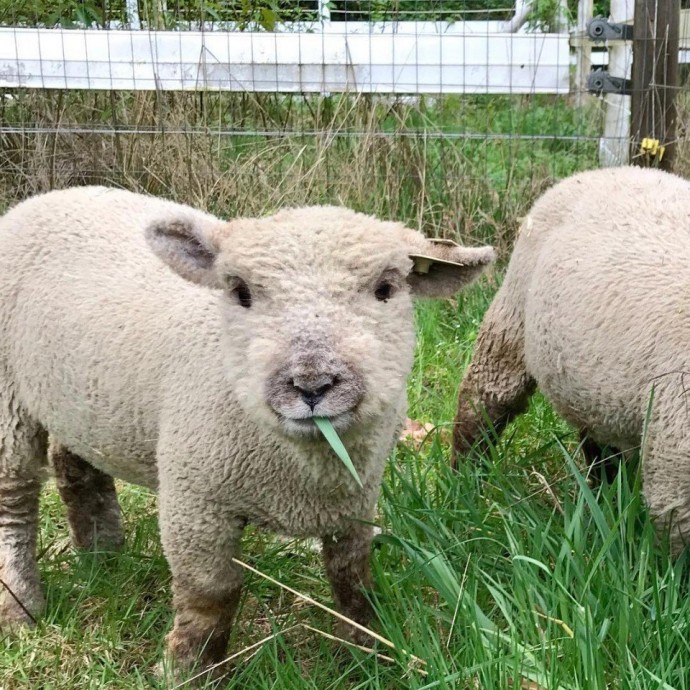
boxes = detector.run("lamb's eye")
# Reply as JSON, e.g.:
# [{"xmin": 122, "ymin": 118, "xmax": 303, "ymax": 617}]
[
  {"xmin": 233, "ymin": 281, "xmax": 252, "ymax": 308},
  {"xmin": 374, "ymin": 281, "xmax": 394, "ymax": 302}
]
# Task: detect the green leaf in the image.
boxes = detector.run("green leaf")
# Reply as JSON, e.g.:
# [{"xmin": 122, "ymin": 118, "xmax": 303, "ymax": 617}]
[
  {"xmin": 313, "ymin": 417, "xmax": 363, "ymax": 488},
  {"xmin": 259, "ymin": 8, "xmax": 276, "ymax": 31}
]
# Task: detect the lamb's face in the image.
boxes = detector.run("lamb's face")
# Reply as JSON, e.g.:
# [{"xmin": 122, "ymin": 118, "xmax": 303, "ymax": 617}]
[
  {"xmin": 146, "ymin": 206, "xmax": 495, "ymax": 440},
  {"xmin": 215, "ymin": 210, "xmax": 418, "ymax": 437}
]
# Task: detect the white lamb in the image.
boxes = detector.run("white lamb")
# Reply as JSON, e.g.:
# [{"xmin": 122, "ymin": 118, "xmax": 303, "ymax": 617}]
[
  {"xmin": 454, "ymin": 166, "xmax": 690, "ymax": 554},
  {"xmin": 0, "ymin": 186, "xmax": 494, "ymax": 674}
]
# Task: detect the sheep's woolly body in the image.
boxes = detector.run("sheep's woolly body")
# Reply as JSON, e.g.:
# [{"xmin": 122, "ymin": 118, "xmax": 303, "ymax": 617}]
[
  {"xmin": 454, "ymin": 166, "xmax": 690, "ymax": 553},
  {"xmin": 0, "ymin": 186, "xmax": 493, "ymax": 672}
]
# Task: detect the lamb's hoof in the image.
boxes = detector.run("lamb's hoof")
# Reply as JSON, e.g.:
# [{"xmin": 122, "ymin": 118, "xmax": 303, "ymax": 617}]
[
  {"xmin": 0, "ymin": 581, "xmax": 44, "ymax": 631},
  {"xmin": 153, "ymin": 659, "xmax": 181, "ymax": 687},
  {"xmin": 0, "ymin": 599, "xmax": 42, "ymax": 631},
  {"xmin": 73, "ymin": 527, "xmax": 125, "ymax": 553},
  {"xmin": 154, "ymin": 655, "xmax": 230, "ymax": 689},
  {"xmin": 162, "ymin": 628, "xmax": 233, "ymax": 688},
  {"xmin": 335, "ymin": 619, "xmax": 375, "ymax": 649}
]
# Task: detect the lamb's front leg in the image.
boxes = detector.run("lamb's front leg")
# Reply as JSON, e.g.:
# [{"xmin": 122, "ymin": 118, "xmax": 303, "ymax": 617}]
[
  {"xmin": 322, "ymin": 522, "xmax": 375, "ymax": 646},
  {"xmin": 158, "ymin": 484, "xmax": 245, "ymax": 677},
  {"xmin": 0, "ymin": 404, "xmax": 47, "ymax": 627}
]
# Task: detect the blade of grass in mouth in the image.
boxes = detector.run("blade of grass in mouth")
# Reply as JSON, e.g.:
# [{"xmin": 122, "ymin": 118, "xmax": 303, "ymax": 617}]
[{"xmin": 313, "ymin": 417, "xmax": 363, "ymax": 488}]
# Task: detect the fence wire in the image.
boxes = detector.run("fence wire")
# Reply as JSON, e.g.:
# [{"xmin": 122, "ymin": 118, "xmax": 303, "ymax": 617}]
[{"xmin": 1, "ymin": 0, "xmax": 684, "ymax": 250}]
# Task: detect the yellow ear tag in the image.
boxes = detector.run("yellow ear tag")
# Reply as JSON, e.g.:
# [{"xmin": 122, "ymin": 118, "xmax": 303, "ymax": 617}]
[{"xmin": 411, "ymin": 256, "xmax": 434, "ymax": 274}]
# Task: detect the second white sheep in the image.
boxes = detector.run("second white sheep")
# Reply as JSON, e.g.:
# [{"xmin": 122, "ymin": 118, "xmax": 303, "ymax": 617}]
[{"xmin": 454, "ymin": 166, "xmax": 690, "ymax": 554}]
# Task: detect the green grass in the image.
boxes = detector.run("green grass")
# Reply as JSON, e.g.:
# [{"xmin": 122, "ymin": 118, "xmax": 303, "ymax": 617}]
[{"xmin": 1, "ymin": 282, "xmax": 688, "ymax": 689}]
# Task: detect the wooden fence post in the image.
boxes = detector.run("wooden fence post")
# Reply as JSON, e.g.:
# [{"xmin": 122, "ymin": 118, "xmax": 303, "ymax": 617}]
[
  {"xmin": 575, "ymin": 0, "xmax": 594, "ymax": 107},
  {"xmin": 630, "ymin": 0, "xmax": 680, "ymax": 170}
]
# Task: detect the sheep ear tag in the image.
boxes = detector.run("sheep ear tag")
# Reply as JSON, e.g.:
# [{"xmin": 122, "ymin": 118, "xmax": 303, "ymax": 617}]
[{"xmin": 410, "ymin": 239, "xmax": 464, "ymax": 275}]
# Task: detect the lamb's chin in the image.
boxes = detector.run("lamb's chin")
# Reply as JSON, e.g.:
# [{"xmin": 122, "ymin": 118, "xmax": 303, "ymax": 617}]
[{"xmin": 279, "ymin": 411, "xmax": 356, "ymax": 439}]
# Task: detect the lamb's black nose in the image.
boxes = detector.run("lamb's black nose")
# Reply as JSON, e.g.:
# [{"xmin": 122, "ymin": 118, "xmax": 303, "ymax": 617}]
[{"xmin": 293, "ymin": 380, "xmax": 334, "ymax": 410}]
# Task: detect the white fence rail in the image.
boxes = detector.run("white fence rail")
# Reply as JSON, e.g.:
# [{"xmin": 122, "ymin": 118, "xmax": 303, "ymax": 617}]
[{"xmin": 0, "ymin": 27, "xmax": 570, "ymax": 94}]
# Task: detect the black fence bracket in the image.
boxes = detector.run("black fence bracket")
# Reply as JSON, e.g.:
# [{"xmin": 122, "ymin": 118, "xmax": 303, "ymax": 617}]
[
  {"xmin": 587, "ymin": 70, "xmax": 632, "ymax": 95},
  {"xmin": 586, "ymin": 17, "xmax": 634, "ymax": 42}
]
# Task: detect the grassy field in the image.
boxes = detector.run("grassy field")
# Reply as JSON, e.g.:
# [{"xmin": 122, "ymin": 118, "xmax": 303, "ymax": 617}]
[{"xmin": 1, "ymin": 92, "xmax": 689, "ymax": 689}]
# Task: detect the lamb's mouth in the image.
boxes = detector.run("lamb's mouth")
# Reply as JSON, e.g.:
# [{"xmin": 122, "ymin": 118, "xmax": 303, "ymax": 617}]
[{"xmin": 279, "ymin": 411, "xmax": 356, "ymax": 437}]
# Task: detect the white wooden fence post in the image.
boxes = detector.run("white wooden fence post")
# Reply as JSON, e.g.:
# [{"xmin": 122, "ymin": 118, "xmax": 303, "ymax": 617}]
[
  {"xmin": 125, "ymin": 0, "xmax": 141, "ymax": 30},
  {"xmin": 500, "ymin": 0, "xmax": 534, "ymax": 33},
  {"xmin": 319, "ymin": 0, "xmax": 331, "ymax": 24},
  {"xmin": 599, "ymin": 0, "xmax": 634, "ymax": 166},
  {"xmin": 554, "ymin": 0, "xmax": 569, "ymax": 31}
]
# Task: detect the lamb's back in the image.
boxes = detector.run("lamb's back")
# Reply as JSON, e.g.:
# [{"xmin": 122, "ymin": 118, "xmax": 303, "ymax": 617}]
[{"xmin": 521, "ymin": 168, "xmax": 690, "ymax": 445}]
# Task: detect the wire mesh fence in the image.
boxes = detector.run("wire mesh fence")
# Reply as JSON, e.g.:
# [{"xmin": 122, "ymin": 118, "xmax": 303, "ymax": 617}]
[{"xmin": 1, "ymin": 0, "xmax": 683, "ymax": 252}]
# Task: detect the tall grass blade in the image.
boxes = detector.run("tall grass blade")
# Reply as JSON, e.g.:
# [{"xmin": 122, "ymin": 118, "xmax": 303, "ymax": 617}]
[{"xmin": 314, "ymin": 416, "xmax": 363, "ymax": 488}]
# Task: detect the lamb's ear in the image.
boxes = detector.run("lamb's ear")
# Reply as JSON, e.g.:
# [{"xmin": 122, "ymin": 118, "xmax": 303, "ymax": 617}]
[
  {"xmin": 145, "ymin": 217, "xmax": 223, "ymax": 289},
  {"xmin": 407, "ymin": 238, "xmax": 495, "ymax": 298}
]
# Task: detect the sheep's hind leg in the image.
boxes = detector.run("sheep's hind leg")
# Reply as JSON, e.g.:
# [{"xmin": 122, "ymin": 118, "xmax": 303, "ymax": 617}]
[
  {"xmin": 0, "ymin": 394, "xmax": 47, "ymax": 627},
  {"xmin": 579, "ymin": 432, "xmax": 621, "ymax": 486},
  {"xmin": 453, "ymin": 297, "xmax": 535, "ymax": 466},
  {"xmin": 642, "ymin": 411, "xmax": 690, "ymax": 558},
  {"xmin": 50, "ymin": 443, "xmax": 124, "ymax": 551},
  {"xmin": 322, "ymin": 522, "xmax": 375, "ymax": 646}
]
